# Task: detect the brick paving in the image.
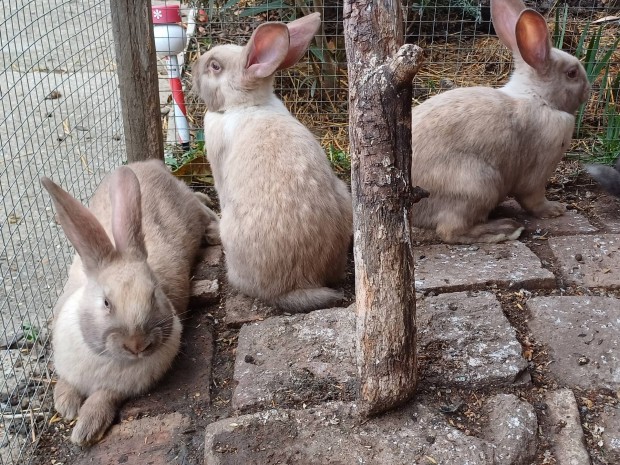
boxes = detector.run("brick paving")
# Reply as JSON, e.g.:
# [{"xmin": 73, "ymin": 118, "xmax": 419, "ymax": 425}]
[{"xmin": 64, "ymin": 193, "xmax": 620, "ymax": 465}]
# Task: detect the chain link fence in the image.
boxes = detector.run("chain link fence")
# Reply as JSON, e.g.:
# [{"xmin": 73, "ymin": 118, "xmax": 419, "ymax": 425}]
[
  {"xmin": 1, "ymin": 0, "xmax": 618, "ymax": 463},
  {"xmin": 1, "ymin": 0, "xmax": 124, "ymax": 463}
]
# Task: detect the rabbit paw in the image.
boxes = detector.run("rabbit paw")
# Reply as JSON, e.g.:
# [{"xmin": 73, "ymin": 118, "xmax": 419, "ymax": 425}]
[
  {"xmin": 531, "ymin": 200, "xmax": 566, "ymax": 218},
  {"xmin": 70, "ymin": 390, "xmax": 119, "ymax": 446},
  {"xmin": 53, "ymin": 378, "xmax": 83, "ymax": 420}
]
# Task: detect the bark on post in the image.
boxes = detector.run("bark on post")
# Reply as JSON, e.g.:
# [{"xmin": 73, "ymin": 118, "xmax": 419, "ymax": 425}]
[
  {"xmin": 343, "ymin": 1, "xmax": 425, "ymax": 416},
  {"xmin": 110, "ymin": 0, "xmax": 164, "ymax": 162}
]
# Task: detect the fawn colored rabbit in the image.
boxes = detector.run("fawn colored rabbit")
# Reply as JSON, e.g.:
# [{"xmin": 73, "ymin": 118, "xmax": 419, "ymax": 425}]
[
  {"xmin": 42, "ymin": 160, "xmax": 219, "ymax": 445},
  {"xmin": 193, "ymin": 13, "xmax": 352, "ymax": 312},
  {"xmin": 411, "ymin": 0, "xmax": 591, "ymax": 243}
]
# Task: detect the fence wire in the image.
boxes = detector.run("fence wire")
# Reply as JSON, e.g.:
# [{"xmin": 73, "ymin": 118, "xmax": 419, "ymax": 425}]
[
  {"xmin": 162, "ymin": 0, "xmax": 618, "ymax": 183},
  {"xmin": 0, "ymin": 0, "xmax": 618, "ymax": 463},
  {"xmin": 0, "ymin": 1, "xmax": 124, "ymax": 463}
]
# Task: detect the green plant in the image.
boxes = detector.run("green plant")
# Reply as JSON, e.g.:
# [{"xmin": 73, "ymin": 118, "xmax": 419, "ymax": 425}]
[
  {"xmin": 164, "ymin": 144, "xmax": 204, "ymax": 171},
  {"xmin": 590, "ymin": 72, "xmax": 620, "ymax": 162},
  {"xmin": 591, "ymin": 109, "xmax": 620, "ymax": 163},
  {"xmin": 327, "ymin": 145, "xmax": 350, "ymax": 173},
  {"xmin": 22, "ymin": 323, "xmax": 39, "ymax": 342},
  {"xmin": 552, "ymin": 4, "xmax": 569, "ymax": 49},
  {"xmin": 574, "ymin": 22, "xmax": 620, "ymax": 137}
]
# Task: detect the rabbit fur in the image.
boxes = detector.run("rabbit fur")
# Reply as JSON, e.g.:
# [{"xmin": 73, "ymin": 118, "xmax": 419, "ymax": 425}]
[
  {"xmin": 410, "ymin": 0, "xmax": 591, "ymax": 244},
  {"xmin": 585, "ymin": 156, "xmax": 620, "ymax": 197},
  {"xmin": 42, "ymin": 159, "xmax": 219, "ymax": 445},
  {"xmin": 192, "ymin": 13, "xmax": 352, "ymax": 312}
]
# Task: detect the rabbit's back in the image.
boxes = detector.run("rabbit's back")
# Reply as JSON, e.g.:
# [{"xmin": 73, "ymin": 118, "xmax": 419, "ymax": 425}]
[{"xmin": 205, "ymin": 108, "xmax": 352, "ymax": 298}]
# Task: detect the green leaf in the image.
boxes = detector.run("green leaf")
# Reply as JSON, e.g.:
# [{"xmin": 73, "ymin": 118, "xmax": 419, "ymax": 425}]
[
  {"xmin": 309, "ymin": 46, "xmax": 324, "ymax": 62},
  {"xmin": 553, "ymin": 4, "xmax": 568, "ymax": 49}
]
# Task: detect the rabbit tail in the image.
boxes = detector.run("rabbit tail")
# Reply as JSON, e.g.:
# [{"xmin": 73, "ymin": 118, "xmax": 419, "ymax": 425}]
[
  {"xmin": 271, "ymin": 287, "xmax": 344, "ymax": 313},
  {"xmin": 585, "ymin": 164, "xmax": 620, "ymax": 198}
]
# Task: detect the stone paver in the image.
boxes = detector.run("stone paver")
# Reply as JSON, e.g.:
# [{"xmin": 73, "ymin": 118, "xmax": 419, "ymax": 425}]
[
  {"xmin": 232, "ymin": 306, "xmax": 357, "ymax": 411},
  {"xmin": 482, "ymin": 394, "xmax": 538, "ymax": 465},
  {"xmin": 600, "ymin": 404, "xmax": 620, "ymax": 463},
  {"xmin": 75, "ymin": 413, "xmax": 191, "ymax": 465},
  {"xmin": 232, "ymin": 292, "xmax": 530, "ymax": 413},
  {"xmin": 418, "ymin": 292, "xmax": 530, "ymax": 388},
  {"xmin": 527, "ymin": 296, "xmax": 620, "ymax": 390},
  {"xmin": 548, "ymin": 234, "xmax": 620, "ymax": 288},
  {"xmin": 224, "ymin": 292, "xmax": 280, "ymax": 328},
  {"xmin": 543, "ymin": 390, "xmax": 591, "ymax": 465},
  {"xmin": 414, "ymin": 242, "xmax": 555, "ymax": 292},
  {"xmin": 496, "ymin": 200, "xmax": 598, "ymax": 235},
  {"xmin": 190, "ymin": 279, "xmax": 219, "ymax": 305},
  {"xmin": 204, "ymin": 402, "xmax": 495, "ymax": 465},
  {"xmin": 590, "ymin": 195, "xmax": 620, "ymax": 232}
]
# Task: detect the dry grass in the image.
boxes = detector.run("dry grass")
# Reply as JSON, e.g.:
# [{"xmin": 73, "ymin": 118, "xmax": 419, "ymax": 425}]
[{"xmin": 175, "ymin": 11, "xmax": 619, "ymax": 184}]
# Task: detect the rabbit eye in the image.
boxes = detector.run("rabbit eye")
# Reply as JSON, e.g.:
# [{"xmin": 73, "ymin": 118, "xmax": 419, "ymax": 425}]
[
  {"xmin": 103, "ymin": 298, "xmax": 111, "ymax": 312},
  {"xmin": 210, "ymin": 61, "xmax": 221, "ymax": 72},
  {"xmin": 566, "ymin": 68, "xmax": 578, "ymax": 79}
]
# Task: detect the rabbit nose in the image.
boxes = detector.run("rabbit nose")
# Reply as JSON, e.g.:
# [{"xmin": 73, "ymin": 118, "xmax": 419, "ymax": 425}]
[{"xmin": 123, "ymin": 334, "xmax": 151, "ymax": 355}]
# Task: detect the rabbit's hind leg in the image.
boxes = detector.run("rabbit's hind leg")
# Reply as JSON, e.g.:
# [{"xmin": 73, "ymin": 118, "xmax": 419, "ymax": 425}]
[
  {"xmin": 437, "ymin": 212, "xmax": 523, "ymax": 244},
  {"xmin": 460, "ymin": 219, "xmax": 524, "ymax": 243},
  {"xmin": 516, "ymin": 188, "xmax": 565, "ymax": 219}
]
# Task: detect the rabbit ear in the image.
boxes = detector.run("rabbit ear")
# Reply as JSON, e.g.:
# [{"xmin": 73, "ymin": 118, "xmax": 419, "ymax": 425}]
[
  {"xmin": 515, "ymin": 10, "xmax": 552, "ymax": 72},
  {"xmin": 41, "ymin": 177, "xmax": 115, "ymax": 274},
  {"xmin": 109, "ymin": 166, "xmax": 147, "ymax": 261},
  {"xmin": 491, "ymin": 0, "xmax": 526, "ymax": 53},
  {"xmin": 278, "ymin": 12, "xmax": 321, "ymax": 70},
  {"xmin": 244, "ymin": 23, "xmax": 290, "ymax": 79}
]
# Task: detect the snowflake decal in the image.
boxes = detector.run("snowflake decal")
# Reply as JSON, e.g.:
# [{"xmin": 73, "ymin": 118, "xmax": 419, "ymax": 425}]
[{"xmin": 153, "ymin": 9, "xmax": 163, "ymax": 20}]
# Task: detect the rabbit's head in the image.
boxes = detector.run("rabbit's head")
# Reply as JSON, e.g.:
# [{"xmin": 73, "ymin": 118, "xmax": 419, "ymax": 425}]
[
  {"xmin": 192, "ymin": 13, "xmax": 321, "ymax": 112},
  {"xmin": 492, "ymin": 0, "xmax": 590, "ymax": 114},
  {"xmin": 42, "ymin": 167, "xmax": 178, "ymax": 361}
]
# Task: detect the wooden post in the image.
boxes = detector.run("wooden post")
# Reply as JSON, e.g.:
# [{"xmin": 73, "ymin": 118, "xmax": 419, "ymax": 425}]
[
  {"xmin": 343, "ymin": 0, "xmax": 425, "ymax": 416},
  {"xmin": 110, "ymin": 0, "xmax": 164, "ymax": 162}
]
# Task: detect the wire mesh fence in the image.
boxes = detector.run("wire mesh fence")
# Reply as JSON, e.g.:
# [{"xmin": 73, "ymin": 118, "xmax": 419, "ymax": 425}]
[
  {"xmin": 0, "ymin": 0, "xmax": 618, "ymax": 462},
  {"xmin": 166, "ymin": 0, "xmax": 618, "ymax": 182},
  {"xmin": 0, "ymin": 1, "xmax": 124, "ymax": 463}
]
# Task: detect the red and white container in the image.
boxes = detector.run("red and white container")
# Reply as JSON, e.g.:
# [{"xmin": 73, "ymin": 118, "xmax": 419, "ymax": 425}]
[{"xmin": 152, "ymin": 4, "xmax": 190, "ymax": 148}]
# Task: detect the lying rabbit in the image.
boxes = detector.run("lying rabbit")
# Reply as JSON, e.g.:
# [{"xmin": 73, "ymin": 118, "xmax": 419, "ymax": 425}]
[
  {"xmin": 411, "ymin": 0, "xmax": 591, "ymax": 243},
  {"xmin": 42, "ymin": 160, "xmax": 219, "ymax": 445},
  {"xmin": 585, "ymin": 156, "xmax": 620, "ymax": 197},
  {"xmin": 192, "ymin": 13, "xmax": 352, "ymax": 312}
]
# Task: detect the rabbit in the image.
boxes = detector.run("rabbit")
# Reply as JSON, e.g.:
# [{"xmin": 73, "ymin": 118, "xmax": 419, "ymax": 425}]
[
  {"xmin": 41, "ymin": 159, "xmax": 219, "ymax": 446},
  {"xmin": 192, "ymin": 12, "xmax": 352, "ymax": 312},
  {"xmin": 410, "ymin": 0, "xmax": 591, "ymax": 244},
  {"xmin": 585, "ymin": 156, "xmax": 620, "ymax": 197}
]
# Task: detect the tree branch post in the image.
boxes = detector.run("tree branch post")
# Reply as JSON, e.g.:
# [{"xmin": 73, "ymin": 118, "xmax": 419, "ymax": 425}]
[
  {"xmin": 110, "ymin": 0, "xmax": 164, "ymax": 162},
  {"xmin": 343, "ymin": 0, "xmax": 425, "ymax": 416}
]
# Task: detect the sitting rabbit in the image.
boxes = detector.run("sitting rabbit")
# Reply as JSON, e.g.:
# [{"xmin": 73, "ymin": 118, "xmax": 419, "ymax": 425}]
[
  {"xmin": 410, "ymin": 0, "xmax": 590, "ymax": 243},
  {"xmin": 192, "ymin": 13, "xmax": 352, "ymax": 312},
  {"xmin": 42, "ymin": 160, "xmax": 219, "ymax": 445}
]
